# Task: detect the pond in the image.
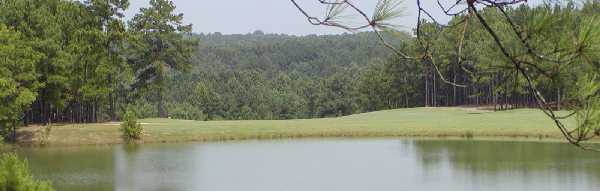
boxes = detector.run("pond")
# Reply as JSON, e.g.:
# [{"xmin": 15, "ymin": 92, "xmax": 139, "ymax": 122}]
[{"xmin": 11, "ymin": 139, "xmax": 600, "ymax": 191}]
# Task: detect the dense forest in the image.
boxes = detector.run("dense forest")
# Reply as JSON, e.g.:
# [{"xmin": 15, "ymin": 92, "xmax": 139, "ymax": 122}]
[
  {"xmin": 158, "ymin": 1, "xmax": 600, "ymax": 121},
  {"xmin": 160, "ymin": 32, "xmax": 401, "ymax": 120},
  {"xmin": 1, "ymin": 0, "xmax": 600, "ymax": 140}
]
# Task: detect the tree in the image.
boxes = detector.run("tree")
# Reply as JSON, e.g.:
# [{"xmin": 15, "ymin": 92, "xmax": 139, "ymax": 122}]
[
  {"xmin": 128, "ymin": 0, "xmax": 197, "ymax": 118},
  {"xmin": 0, "ymin": 24, "xmax": 41, "ymax": 140},
  {"xmin": 0, "ymin": 0, "xmax": 136, "ymax": 125},
  {"xmin": 290, "ymin": 0, "xmax": 600, "ymax": 150},
  {"xmin": 0, "ymin": 153, "xmax": 54, "ymax": 191},
  {"xmin": 84, "ymin": 0, "xmax": 130, "ymax": 121},
  {"xmin": 0, "ymin": 0, "xmax": 75, "ymax": 124}
]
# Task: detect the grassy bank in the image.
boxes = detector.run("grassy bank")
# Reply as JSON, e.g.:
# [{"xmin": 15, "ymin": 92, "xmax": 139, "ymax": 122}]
[{"xmin": 16, "ymin": 107, "xmax": 576, "ymax": 146}]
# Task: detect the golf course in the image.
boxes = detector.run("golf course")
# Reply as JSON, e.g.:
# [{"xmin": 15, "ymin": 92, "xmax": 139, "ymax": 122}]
[{"xmin": 16, "ymin": 107, "xmax": 574, "ymax": 147}]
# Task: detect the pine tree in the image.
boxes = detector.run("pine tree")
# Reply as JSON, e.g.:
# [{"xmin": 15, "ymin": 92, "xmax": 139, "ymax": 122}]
[
  {"xmin": 128, "ymin": 0, "xmax": 197, "ymax": 118},
  {"xmin": 0, "ymin": 24, "xmax": 41, "ymax": 140}
]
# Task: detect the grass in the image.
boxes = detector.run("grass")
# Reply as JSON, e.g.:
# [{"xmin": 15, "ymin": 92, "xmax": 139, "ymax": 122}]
[{"xmin": 16, "ymin": 107, "xmax": 577, "ymax": 147}]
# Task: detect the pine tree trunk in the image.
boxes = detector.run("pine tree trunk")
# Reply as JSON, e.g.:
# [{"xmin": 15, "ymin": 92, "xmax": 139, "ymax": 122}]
[
  {"xmin": 92, "ymin": 99, "xmax": 97, "ymax": 123},
  {"xmin": 433, "ymin": 67, "xmax": 437, "ymax": 107},
  {"xmin": 109, "ymin": 89, "xmax": 117, "ymax": 121},
  {"xmin": 158, "ymin": 88, "xmax": 168, "ymax": 118},
  {"xmin": 11, "ymin": 120, "xmax": 16, "ymax": 143},
  {"xmin": 425, "ymin": 66, "xmax": 429, "ymax": 107},
  {"xmin": 557, "ymin": 88, "xmax": 561, "ymax": 111}
]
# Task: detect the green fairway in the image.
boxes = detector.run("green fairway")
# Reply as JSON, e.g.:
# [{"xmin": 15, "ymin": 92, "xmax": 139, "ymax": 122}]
[{"xmin": 17, "ymin": 107, "xmax": 576, "ymax": 146}]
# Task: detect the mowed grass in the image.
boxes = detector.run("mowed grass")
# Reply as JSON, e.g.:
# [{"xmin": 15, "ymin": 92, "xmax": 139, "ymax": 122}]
[{"xmin": 17, "ymin": 107, "xmax": 576, "ymax": 146}]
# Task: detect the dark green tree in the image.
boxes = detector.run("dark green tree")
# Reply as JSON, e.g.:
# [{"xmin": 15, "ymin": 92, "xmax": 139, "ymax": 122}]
[
  {"xmin": 128, "ymin": 0, "xmax": 197, "ymax": 118},
  {"xmin": 0, "ymin": 24, "xmax": 41, "ymax": 140},
  {"xmin": 0, "ymin": 153, "xmax": 54, "ymax": 191},
  {"xmin": 84, "ymin": 0, "xmax": 130, "ymax": 121}
]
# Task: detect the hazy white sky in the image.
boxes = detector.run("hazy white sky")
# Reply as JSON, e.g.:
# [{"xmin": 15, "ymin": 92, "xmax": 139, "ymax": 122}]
[{"xmin": 124, "ymin": 0, "xmax": 545, "ymax": 35}]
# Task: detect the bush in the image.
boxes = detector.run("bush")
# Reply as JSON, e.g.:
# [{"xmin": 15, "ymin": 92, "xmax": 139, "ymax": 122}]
[
  {"xmin": 125, "ymin": 99, "xmax": 157, "ymax": 119},
  {"xmin": 168, "ymin": 103, "xmax": 206, "ymax": 121},
  {"xmin": 39, "ymin": 125, "xmax": 51, "ymax": 146},
  {"xmin": 0, "ymin": 122, "xmax": 15, "ymax": 143},
  {"xmin": 464, "ymin": 131, "xmax": 474, "ymax": 139},
  {"xmin": 0, "ymin": 153, "xmax": 54, "ymax": 191},
  {"xmin": 120, "ymin": 110, "xmax": 143, "ymax": 141}
]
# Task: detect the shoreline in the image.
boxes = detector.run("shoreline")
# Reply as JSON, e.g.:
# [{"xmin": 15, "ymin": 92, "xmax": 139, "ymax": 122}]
[
  {"xmin": 4, "ymin": 134, "xmax": 589, "ymax": 149},
  {"xmin": 9, "ymin": 107, "xmax": 592, "ymax": 148},
  {"xmin": 11, "ymin": 125, "xmax": 578, "ymax": 148}
]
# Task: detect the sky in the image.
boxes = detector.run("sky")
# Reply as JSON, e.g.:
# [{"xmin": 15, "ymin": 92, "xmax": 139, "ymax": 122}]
[{"xmin": 124, "ymin": 0, "xmax": 545, "ymax": 36}]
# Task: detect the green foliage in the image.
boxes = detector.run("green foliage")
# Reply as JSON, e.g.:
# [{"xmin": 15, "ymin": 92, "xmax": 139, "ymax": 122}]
[
  {"xmin": 0, "ymin": 0, "xmax": 133, "ymax": 124},
  {"xmin": 128, "ymin": 0, "xmax": 197, "ymax": 118},
  {"xmin": 120, "ymin": 109, "xmax": 143, "ymax": 140},
  {"xmin": 372, "ymin": 0, "xmax": 404, "ymax": 30},
  {"xmin": 1, "ymin": 0, "xmax": 76, "ymax": 118},
  {"xmin": 0, "ymin": 0, "xmax": 598, "ymax": 148},
  {"xmin": 0, "ymin": 24, "xmax": 41, "ymax": 137},
  {"xmin": 359, "ymin": 56, "xmax": 422, "ymax": 111},
  {"xmin": 27, "ymin": 108, "xmax": 575, "ymax": 146},
  {"xmin": 0, "ymin": 153, "xmax": 54, "ymax": 191},
  {"xmin": 0, "ymin": 0, "xmax": 412, "ymax": 123},
  {"xmin": 38, "ymin": 125, "xmax": 52, "ymax": 146},
  {"xmin": 571, "ymin": 74, "xmax": 600, "ymax": 138},
  {"xmin": 126, "ymin": 99, "xmax": 158, "ymax": 119},
  {"xmin": 169, "ymin": 103, "xmax": 206, "ymax": 121},
  {"xmin": 159, "ymin": 32, "xmax": 399, "ymax": 120}
]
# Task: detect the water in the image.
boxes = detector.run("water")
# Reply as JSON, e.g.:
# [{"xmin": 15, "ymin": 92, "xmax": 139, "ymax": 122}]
[{"xmin": 10, "ymin": 139, "xmax": 600, "ymax": 191}]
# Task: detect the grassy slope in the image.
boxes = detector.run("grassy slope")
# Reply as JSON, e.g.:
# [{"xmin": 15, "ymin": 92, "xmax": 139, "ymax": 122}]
[{"xmin": 18, "ymin": 107, "xmax": 574, "ymax": 146}]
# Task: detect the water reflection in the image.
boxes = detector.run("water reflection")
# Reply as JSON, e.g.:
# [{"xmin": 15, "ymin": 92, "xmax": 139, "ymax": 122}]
[
  {"xmin": 11, "ymin": 139, "xmax": 600, "ymax": 191},
  {"xmin": 114, "ymin": 144, "xmax": 204, "ymax": 191},
  {"xmin": 410, "ymin": 140, "xmax": 600, "ymax": 191},
  {"xmin": 18, "ymin": 146, "xmax": 114, "ymax": 191}
]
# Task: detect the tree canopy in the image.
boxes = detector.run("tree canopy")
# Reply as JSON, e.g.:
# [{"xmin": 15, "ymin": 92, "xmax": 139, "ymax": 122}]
[
  {"xmin": 291, "ymin": 0, "xmax": 600, "ymax": 149},
  {"xmin": 0, "ymin": 0, "xmax": 598, "ymax": 149}
]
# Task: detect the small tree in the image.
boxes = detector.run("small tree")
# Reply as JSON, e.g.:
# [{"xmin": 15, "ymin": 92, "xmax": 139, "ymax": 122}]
[
  {"xmin": 120, "ymin": 109, "xmax": 143, "ymax": 141},
  {"xmin": 0, "ymin": 153, "xmax": 54, "ymax": 191}
]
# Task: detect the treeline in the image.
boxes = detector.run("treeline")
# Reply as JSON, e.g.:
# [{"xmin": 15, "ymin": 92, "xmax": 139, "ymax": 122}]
[
  {"xmin": 1, "ymin": 0, "xmax": 599, "ymax": 135},
  {"xmin": 0, "ymin": 0, "xmax": 196, "ymax": 138},
  {"xmin": 156, "ymin": 32, "xmax": 401, "ymax": 120},
  {"xmin": 0, "ymin": 0, "xmax": 135, "ymax": 127},
  {"xmin": 154, "ymin": 2, "xmax": 600, "ymax": 120},
  {"xmin": 415, "ymin": 1, "xmax": 600, "ymax": 109},
  {"xmin": 363, "ymin": 1, "xmax": 600, "ymax": 111}
]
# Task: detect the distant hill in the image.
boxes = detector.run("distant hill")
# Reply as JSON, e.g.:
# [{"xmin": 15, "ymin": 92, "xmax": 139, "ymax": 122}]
[
  {"xmin": 154, "ymin": 32, "xmax": 412, "ymax": 120},
  {"xmin": 191, "ymin": 31, "xmax": 409, "ymax": 77}
]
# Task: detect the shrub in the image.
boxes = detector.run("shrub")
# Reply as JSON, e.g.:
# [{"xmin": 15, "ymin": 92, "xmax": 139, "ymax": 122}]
[
  {"xmin": 168, "ymin": 103, "xmax": 206, "ymax": 120},
  {"xmin": 0, "ymin": 122, "xmax": 15, "ymax": 143},
  {"xmin": 0, "ymin": 153, "xmax": 54, "ymax": 191},
  {"xmin": 120, "ymin": 110, "xmax": 143, "ymax": 141},
  {"xmin": 39, "ymin": 125, "xmax": 51, "ymax": 146},
  {"xmin": 464, "ymin": 131, "xmax": 474, "ymax": 139}
]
